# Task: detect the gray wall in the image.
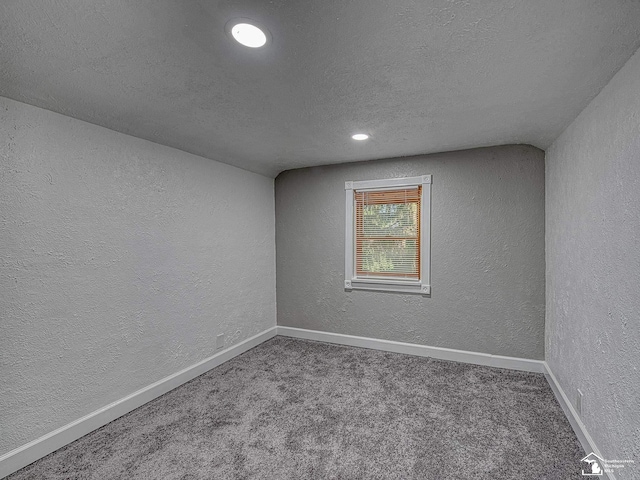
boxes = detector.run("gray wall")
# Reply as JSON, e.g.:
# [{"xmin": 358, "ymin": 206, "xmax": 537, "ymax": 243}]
[
  {"xmin": 545, "ymin": 48, "xmax": 640, "ymax": 464},
  {"xmin": 0, "ymin": 97, "xmax": 276, "ymax": 456},
  {"xmin": 276, "ymin": 145, "xmax": 545, "ymax": 359}
]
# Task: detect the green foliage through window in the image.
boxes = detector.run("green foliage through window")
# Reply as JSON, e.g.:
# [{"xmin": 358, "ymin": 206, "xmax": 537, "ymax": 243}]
[{"xmin": 356, "ymin": 197, "xmax": 420, "ymax": 278}]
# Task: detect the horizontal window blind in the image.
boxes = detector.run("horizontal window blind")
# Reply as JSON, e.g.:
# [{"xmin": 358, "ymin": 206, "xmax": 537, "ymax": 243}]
[{"xmin": 355, "ymin": 186, "xmax": 421, "ymax": 279}]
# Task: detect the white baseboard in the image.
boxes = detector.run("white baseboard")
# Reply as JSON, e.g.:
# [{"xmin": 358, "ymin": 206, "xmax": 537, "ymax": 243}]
[
  {"xmin": 278, "ymin": 328, "xmax": 618, "ymax": 474},
  {"xmin": 4, "ymin": 327, "xmax": 606, "ymax": 480},
  {"xmin": 543, "ymin": 362, "xmax": 616, "ymax": 480},
  {"xmin": 0, "ymin": 326, "xmax": 277, "ymax": 479},
  {"xmin": 277, "ymin": 326, "xmax": 545, "ymax": 373}
]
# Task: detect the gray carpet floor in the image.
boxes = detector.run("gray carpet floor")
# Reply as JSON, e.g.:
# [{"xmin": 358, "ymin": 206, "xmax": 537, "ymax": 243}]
[{"xmin": 7, "ymin": 337, "xmax": 584, "ymax": 479}]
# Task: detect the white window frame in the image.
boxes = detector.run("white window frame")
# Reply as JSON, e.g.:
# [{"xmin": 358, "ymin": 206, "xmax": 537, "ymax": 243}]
[{"xmin": 345, "ymin": 175, "xmax": 432, "ymax": 295}]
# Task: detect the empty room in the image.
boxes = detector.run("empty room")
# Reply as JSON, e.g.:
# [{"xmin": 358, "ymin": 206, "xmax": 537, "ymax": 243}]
[{"xmin": 1, "ymin": 1, "xmax": 639, "ymax": 479}]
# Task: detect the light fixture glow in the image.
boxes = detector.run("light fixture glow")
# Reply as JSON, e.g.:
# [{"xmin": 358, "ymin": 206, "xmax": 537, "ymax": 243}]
[
  {"xmin": 351, "ymin": 133, "xmax": 369, "ymax": 141},
  {"xmin": 231, "ymin": 23, "xmax": 267, "ymax": 48}
]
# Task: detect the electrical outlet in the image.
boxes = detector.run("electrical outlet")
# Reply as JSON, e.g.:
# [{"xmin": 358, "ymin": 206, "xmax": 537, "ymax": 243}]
[
  {"xmin": 576, "ymin": 389, "xmax": 584, "ymax": 417},
  {"xmin": 216, "ymin": 334, "xmax": 225, "ymax": 350}
]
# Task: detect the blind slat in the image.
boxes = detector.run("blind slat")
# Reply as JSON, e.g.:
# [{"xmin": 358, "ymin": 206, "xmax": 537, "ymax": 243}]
[{"xmin": 355, "ymin": 186, "xmax": 421, "ymax": 278}]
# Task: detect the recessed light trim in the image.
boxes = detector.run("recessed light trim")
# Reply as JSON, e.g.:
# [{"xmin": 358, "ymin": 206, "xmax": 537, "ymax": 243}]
[
  {"xmin": 227, "ymin": 20, "xmax": 268, "ymax": 48},
  {"xmin": 352, "ymin": 133, "xmax": 369, "ymax": 141}
]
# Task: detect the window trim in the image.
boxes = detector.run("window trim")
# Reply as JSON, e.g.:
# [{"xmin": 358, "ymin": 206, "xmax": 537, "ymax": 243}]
[{"xmin": 345, "ymin": 175, "xmax": 432, "ymax": 295}]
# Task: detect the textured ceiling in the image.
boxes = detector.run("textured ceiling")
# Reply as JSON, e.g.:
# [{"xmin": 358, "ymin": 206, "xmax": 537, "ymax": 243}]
[{"xmin": 2, "ymin": 1, "xmax": 640, "ymax": 177}]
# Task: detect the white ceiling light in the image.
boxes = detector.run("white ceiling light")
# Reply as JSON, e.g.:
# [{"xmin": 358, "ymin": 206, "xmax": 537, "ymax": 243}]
[
  {"xmin": 351, "ymin": 133, "xmax": 369, "ymax": 141},
  {"xmin": 231, "ymin": 23, "xmax": 267, "ymax": 48}
]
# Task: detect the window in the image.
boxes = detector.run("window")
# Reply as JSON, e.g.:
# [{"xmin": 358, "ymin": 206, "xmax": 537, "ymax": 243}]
[{"xmin": 345, "ymin": 175, "xmax": 431, "ymax": 294}]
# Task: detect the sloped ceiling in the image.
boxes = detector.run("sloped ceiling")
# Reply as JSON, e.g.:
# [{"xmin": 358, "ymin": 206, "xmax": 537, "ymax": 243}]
[{"xmin": 1, "ymin": 0, "xmax": 640, "ymax": 177}]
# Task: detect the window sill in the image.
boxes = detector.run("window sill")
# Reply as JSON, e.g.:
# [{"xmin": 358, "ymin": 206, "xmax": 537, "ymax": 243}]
[{"xmin": 345, "ymin": 278, "xmax": 430, "ymax": 295}]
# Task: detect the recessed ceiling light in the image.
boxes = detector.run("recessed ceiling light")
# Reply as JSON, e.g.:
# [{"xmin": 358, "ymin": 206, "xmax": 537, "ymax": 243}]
[
  {"xmin": 351, "ymin": 133, "xmax": 369, "ymax": 141},
  {"xmin": 230, "ymin": 22, "xmax": 267, "ymax": 48}
]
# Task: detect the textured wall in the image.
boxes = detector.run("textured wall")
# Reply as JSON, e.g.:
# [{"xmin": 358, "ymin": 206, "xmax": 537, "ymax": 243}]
[
  {"xmin": 276, "ymin": 145, "xmax": 545, "ymax": 359},
  {"xmin": 545, "ymin": 49, "xmax": 640, "ymax": 466},
  {"xmin": 0, "ymin": 97, "xmax": 276, "ymax": 456}
]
